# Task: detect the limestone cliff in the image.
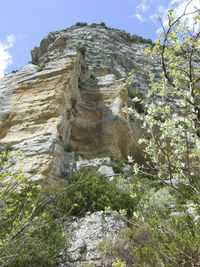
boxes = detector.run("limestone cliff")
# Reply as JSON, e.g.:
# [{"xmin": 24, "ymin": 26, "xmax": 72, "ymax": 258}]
[{"xmin": 0, "ymin": 24, "xmax": 158, "ymax": 181}]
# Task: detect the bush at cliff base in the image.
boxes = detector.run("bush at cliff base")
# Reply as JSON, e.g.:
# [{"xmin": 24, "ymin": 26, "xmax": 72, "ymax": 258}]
[{"xmin": 0, "ymin": 152, "xmax": 64, "ymax": 267}]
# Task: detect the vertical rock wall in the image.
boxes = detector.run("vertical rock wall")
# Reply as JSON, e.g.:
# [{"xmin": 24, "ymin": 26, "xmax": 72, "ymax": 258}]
[
  {"xmin": 0, "ymin": 25, "xmax": 156, "ymax": 180},
  {"xmin": 0, "ymin": 51, "xmax": 89, "ymax": 180}
]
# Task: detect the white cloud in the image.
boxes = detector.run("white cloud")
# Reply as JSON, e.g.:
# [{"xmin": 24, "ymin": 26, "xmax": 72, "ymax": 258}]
[
  {"xmin": 136, "ymin": 1, "xmax": 150, "ymax": 13},
  {"xmin": 149, "ymin": 0, "xmax": 200, "ymax": 36},
  {"xmin": 133, "ymin": 0, "xmax": 167, "ymax": 25},
  {"xmin": 157, "ymin": 5, "xmax": 166, "ymax": 14},
  {"xmin": 170, "ymin": 0, "xmax": 184, "ymax": 4},
  {"xmin": 170, "ymin": 0, "xmax": 200, "ymax": 31},
  {"xmin": 0, "ymin": 34, "xmax": 15, "ymax": 78},
  {"xmin": 132, "ymin": 0, "xmax": 150, "ymax": 22},
  {"xmin": 130, "ymin": 0, "xmax": 199, "ymax": 37},
  {"xmin": 134, "ymin": 13, "xmax": 145, "ymax": 22}
]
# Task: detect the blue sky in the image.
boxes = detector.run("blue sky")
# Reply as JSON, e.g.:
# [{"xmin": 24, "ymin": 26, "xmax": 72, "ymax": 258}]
[{"xmin": 0, "ymin": 0, "xmax": 199, "ymax": 76}]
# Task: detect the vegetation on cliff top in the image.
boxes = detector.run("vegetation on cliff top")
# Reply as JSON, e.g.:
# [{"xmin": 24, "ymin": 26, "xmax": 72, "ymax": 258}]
[{"xmin": 74, "ymin": 21, "xmax": 153, "ymax": 44}]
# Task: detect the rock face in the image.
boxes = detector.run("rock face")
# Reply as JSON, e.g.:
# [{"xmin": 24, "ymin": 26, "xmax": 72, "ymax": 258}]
[
  {"xmin": 0, "ymin": 24, "xmax": 158, "ymax": 180},
  {"xmin": 61, "ymin": 211, "xmax": 127, "ymax": 267}
]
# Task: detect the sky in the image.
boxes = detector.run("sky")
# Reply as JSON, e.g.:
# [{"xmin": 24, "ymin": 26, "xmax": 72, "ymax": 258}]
[{"xmin": 0, "ymin": 0, "xmax": 199, "ymax": 77}]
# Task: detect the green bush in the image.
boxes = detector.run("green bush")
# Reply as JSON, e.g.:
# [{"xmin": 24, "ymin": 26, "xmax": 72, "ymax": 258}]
[
  {"xmin": 115, "ymin": 74, "xmax": 122, "ymax": 80},
  {"xmin": 128, "ymin": 90, "xmax": 144, "ymax": 100},
  {"xmin": 117, "ymin": 32, "xmax": 152, "ymax": 44},
  {"xmin": 0, "ymin": 142, "xmax": 13, "ymax": 151},
  {"xmin": 130, "ymin": 213, "xmax": 200, "ymax": 266},
  {"xmin": 90, "ymin": 73, "xmax": 96, "ymax": 79},
  {"xmin": 108, "ymin": 161, "xmax": 124, "ymax": 174},
  {"xmin": 99, "ymin": 204, "xmax": 200, "ymax": 266},
  {"xmin": 98, "ymin": 228, "xmax": 135, "ymax": 266},
  {"xmin": 90, "ymin": 23, "xmax": 98, "ymax": 28},
  {"xmin": 8, "ymin": 219, "xmax": 64, "ymax": 267},
  {"xmin": 11, "ymin": 70, "xmax": 18, "ymax": 73},
  {"xmin": 46, "ymin": 169, "xmax": 139, "ymax": 217},
  {"xmin": 0, "ymin": 151, "xmax": 65, "ymax": 266},
  {"xmin": 0, "ymin": 182, "xmax": 65, "ymax": 266},
  {"xmin": 63, "ymin": 143, "xmax": 72, "ymax": 152},
  {"xmin": 131, "ymin": 34, "xmax": 152, "ymax": 44},
  {"xmin": 75, "ymin": 22, "xmax": 88, "ymax": 27},
  {"xmin": 100, "ymin": 22, "xmax": 107, "ymax": 28},
  {"xmin": 128, "ymin": 90, "xmax": 145, "ymax": 114},
  {"xmin": 36, "ymin": 63, "xmax": 45, "ymax": 72},
  {"xmin": 121, "ymin": 32, "xmax": 132, "ymax": 42},
  {"xmin": 138, "ymin": 187, "xmax": 176, "ymax": 217}
]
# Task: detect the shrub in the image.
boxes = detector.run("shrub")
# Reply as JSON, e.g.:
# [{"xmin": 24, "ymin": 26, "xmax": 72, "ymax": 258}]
[
  {"xmin": 128, "ymin": 90, "xmax": 145, "ymax": 114},
  {"xmin": 63, "ymin": 143, "xmax": 72, "ymax": 152},
  {"xmin": 36, "ymin": 63, "xmax": 45, "ymax": 72},
  {"xmin": 118, "ymin": 32, "xmax": 132, "ymax": 43},
  {"xmin": 47, "ymin": 169, "xmax": 139, "ymax": 217},
  {"xmin": 138, "ymin": 187, "xmax": 176, "ymax": 217},
  {"xmin": 131, "ymin": 34, "xmax": 152, "ymax": 44},
  {"xmin": 90, "ymin": 73, "xmax": 96, "ymax": 79},
  {"xmin": 98, "ymin": 228, "xmax": 137, "ymax": 266},
  {"xmin": 8, "ymin": 219, "xmax": 64, "ymax": 267},
  {"xmin": 75, "ymin": 22, "xmax": 88, "ymax": 27},
  {"xmin": 108, "ymin": 161, "xmax": 124, "ymax": 174},
  {"xmin": 0, "ymin": 153, "xmax": 65, "ymax": 266},
  {"xmin": 100, "ymin": 22, "xmax": 107, "ymax": 28},
  {"xmin": 130, "ymin": 213, "xmax": 200, "ymax": 266},
  {"xmin": 115, "ymin": 58, "xmax": 125, "ymax": 68},
  {"xmin": 0, "ymin": 142, "xmax": 13, "ymax": 151},
  {"xmin": 128, "ymin": 90, "xmax": 144, "ymax": 100},
  {"xmin": 11, "ymin": 70, "xmax": 18, "ymax": 73},
  {"xmin": 90, "ymin": 23, "xmax": 98, "ymax": 28},
  {"xmin": 115, "ymin": 74, "xmax": 122, "ymax": 80}
]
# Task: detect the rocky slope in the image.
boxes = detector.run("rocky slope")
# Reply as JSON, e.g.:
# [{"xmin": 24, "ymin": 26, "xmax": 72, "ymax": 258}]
[{"xmin": 0, "ymin": 24, "xmax": 160, "ymax": 181}]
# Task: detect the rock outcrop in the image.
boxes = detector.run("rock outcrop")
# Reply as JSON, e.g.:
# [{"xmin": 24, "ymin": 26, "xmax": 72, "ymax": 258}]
[
  {"xmin": 61, "ymin": 211, "xmax": 127, "ymax": 267},
  {"xmin": 0, "ymin": 24, "xmax": 157, "ymax": 180}
]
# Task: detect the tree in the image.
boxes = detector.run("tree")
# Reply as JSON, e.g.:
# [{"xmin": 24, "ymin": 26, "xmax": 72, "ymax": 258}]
[
  {"xmin": 130, "ymin": 0, "xmax": 200, "ymax": 201},
  {"xmin": 123, "ymin": 2, "xmax": 200, "ymax": 265}
]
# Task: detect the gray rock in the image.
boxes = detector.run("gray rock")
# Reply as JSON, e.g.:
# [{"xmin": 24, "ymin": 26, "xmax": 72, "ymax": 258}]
[
  {"xmin": 61, "ymin": 211, "xmax": 127, "ymax": 266},
  {"xmin": 121, "ymin": 164, "xmax": 131, "ymax": 173},
  {"xmin": 186, "ymin": 204, "xmax": 200, "ymax": 222},
  {"xmin": 98, "ymin": 165, "xmax": 115, "ymax": 180},
  {"xmin": 76, "ymin": 157, "xmax": 111, "ymax": 170}
]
